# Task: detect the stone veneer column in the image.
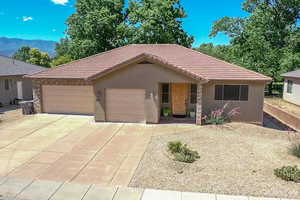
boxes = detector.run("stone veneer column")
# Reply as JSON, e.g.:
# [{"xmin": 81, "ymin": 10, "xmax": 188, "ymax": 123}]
[
  {"xmin": 32, "ymin": 80, "xmax": 42, "ymax": 113},
  {"xmin": 196, "ymin": 83, "xmax": 203, "ymax": 125}
]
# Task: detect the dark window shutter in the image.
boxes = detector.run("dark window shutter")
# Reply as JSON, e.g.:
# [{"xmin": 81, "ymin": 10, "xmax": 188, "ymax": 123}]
[
  {"xmin": 215, "ymin": 85, "xmax": 223, "ymax": 100},
  {"xmin": 240, "ymin": 85, "xmax": 249, "ymax": 101}
]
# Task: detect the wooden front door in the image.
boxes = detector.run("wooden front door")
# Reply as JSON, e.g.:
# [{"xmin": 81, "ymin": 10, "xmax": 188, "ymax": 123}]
[{"xmin": 172, "ymin": 83, "xmax": 188, "ymax": 115}]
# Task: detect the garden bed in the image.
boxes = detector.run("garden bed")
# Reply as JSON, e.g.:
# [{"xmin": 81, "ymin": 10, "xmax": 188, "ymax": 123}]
[{"xmin": 130, "ymin": 123, "xmax": 300, "ymax": 199}]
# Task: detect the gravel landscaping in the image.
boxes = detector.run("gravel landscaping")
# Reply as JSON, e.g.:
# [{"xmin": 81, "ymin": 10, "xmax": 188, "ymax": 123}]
[{"xmin": 130, "ymin": 123, "xmax": 300, "ymax": 199}]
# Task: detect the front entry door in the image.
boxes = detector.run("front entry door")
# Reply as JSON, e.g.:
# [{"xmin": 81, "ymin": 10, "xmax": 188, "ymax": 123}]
[{"xmin": 172, "ymin": 83, "xmax": 188, "ymax": 115}]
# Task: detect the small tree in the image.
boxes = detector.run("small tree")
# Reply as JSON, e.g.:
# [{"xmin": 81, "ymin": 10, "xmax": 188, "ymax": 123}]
[{"xmin": 12, "ymin": 46, "xmax": 31, "ymax": 62}]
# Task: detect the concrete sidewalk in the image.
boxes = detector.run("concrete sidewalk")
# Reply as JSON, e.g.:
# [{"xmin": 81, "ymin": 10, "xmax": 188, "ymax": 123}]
[{"xmin": 0, "ymin": 176, "xmax": 296, "ymax": 200}]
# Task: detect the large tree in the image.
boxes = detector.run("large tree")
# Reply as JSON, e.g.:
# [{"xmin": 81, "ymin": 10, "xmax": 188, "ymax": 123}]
[
  {"xmin": 65, "ymin": 0, "xmax": 128, "ymax": 59},
  {"xmin": 209, "ymin": 0, "xmax": 300, "ymax": 93},
  {"xmin": 59, "ymin": 0, "xmax": 193, "ymax": 59},
  {"xmin": 127, "ymin": 0, "xmax": 194, "ymax": 46}
]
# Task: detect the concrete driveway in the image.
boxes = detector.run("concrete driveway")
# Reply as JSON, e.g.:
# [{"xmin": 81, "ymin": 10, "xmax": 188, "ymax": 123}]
[{"xmin": 0, "ymin": 114, "xmax": 197, "ymax": 187}]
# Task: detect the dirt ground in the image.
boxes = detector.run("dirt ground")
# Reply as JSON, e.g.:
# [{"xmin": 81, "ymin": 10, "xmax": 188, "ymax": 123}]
[
  {"xmin": 130, "ymin": 122, "xmax": 300, "ymax": 199},
  {"xmin": 265, "ymin": 98, "xmax": 300, "ymax": 117}
]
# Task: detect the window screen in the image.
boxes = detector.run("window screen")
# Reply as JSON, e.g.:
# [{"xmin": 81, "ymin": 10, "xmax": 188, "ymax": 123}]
[
  {"xmin": 215, "ymin": 85, "xmax": 249, "ymax": 101},
  {"xmin": 224, "ymin": 85, "xmax": 240, "ymax": 100},
  {"xmin": 240, "ymin": 85, "xmax": 249, "ymax": 101},
  {"xmin": 215, "ymin": 85, "xmax": 223, "ymax": 100}
]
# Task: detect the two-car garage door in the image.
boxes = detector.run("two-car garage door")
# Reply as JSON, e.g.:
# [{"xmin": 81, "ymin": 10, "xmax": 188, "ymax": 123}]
[
  {"xmin": 42, "ymin": 85, "xmax": 95, "ymax": 115},
  {"xmin": 42, "ymin": 86, "xmax": 146, "ymax": 123},
  {"xmin": 105, "ymin": 89, "xmax": 146, "ymax": 123}
]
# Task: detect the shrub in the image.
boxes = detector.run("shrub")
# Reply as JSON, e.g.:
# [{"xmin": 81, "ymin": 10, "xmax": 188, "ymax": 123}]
[
  {"xmin": 163, "ymin": 107, "xmax": 171, "ymax": 117},
  {"xmin": 167, "ymin": 141, "xmax": 200, "ymax": 163},
  {"xmin": 274, "ymin": 165, "xmax": 300, "ymax": 183},
  {"xmin": 202, "ymin": 103, "xmax": 240, "ymax": 125},
  {"xmin": 291, "ymin": 143, "xmax": 300, "ymax": 158},
  {"xmin": 168, "ymin": 141, "xmax": 183, "ymax": 154}
]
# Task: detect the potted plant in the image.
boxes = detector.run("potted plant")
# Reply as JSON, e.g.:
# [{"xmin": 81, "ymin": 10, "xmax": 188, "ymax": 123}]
[
  {"xmin": 163, "ymin": 107, "xmax": 171, "ymax": 117},
  {"xmin": 189, "ymin": 108, "xmax": 196, "ymax": 118}
]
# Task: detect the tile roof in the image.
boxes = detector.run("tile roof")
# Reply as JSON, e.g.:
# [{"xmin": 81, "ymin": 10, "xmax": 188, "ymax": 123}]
[
  {"xmin": 26, "ymin": 44, "xmax": 272, "ymax": 82},
  {"xmin": 281, "ymin": 69, "xmax": 300, "ymax": 78},
  {"xmin": 0, "ymin": 55, "xmax": 45, "ymax": 76}
]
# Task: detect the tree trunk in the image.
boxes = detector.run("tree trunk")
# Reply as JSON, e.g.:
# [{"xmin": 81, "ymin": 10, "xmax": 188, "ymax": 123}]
[{"xmin": 268, "ymin": 81, "xmax": 273, "ymax": 96}]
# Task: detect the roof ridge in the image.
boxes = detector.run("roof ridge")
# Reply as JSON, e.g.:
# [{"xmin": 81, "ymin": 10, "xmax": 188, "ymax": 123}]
[{"xmin": 174, "ymin": 44, "xmax": 272, "ymax": 80}]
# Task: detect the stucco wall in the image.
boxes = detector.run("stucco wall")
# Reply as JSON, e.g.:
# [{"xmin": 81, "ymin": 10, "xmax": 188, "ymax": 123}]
[
  {"xmin": 202, "ymin": 80, "xmax": 265, "ymax": 124},
  {"xmin": 93, "ymin": 63, "xmax": 196, "ymax": 123},
  {"xmin": 283, "ymin": 78, "xmax": 300, "ymax": 106},
  {"xmin": 0, "ymin": 76, "xmax": 18, "ymax": 106},
  {"xmin": 22, "ymin": 78, "xmax": 34, "ymax": 100}
]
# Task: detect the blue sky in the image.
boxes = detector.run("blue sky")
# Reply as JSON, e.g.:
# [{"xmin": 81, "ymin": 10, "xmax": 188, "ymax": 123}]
[{"xmin": 0, "ymin": 0, "xmax": 248, "ymax": 47}]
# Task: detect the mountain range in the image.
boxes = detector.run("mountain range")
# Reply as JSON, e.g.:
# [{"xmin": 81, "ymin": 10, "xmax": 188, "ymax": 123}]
[{"xmin": 0, "ymin": 37, "xmax": 57, "ymax": 57}]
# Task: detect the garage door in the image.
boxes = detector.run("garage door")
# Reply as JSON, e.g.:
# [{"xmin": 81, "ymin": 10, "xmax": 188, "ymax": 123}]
[
  {"xmin": 42, "ymin": 85, "xmax": 95, "ymax": 115},
  {"xmin": 106, "ymin": 89, "xmax": 146, "ymax": 123}
]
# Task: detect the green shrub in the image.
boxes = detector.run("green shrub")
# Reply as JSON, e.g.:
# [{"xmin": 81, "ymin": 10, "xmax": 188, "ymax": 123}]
[
  {"xmin": 291, "ymin": 144, "xmax": 300, "ymax": 158},
  {"xmin": 163, "ymin": 107, "xmax": 171, "ymax": 117},
  {"xmin": 274, "ymin": 165, "xmax": 300, "ymax": 183},
  {"xmin": 168, "ymin": 141, "xmax": 183, "ymax": 153},
  {"xmin": 167, "ymin": 141, "xmax": 200, "ymax": 163}
]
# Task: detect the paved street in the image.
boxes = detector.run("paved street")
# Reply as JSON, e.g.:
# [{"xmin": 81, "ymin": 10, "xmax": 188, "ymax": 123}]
[{"xmin": 0, "ymin": 176, "xmax": 295, "ymax": 200}]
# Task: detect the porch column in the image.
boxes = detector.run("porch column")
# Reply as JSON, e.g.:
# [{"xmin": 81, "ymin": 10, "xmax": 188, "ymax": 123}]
[
  {"xmin": 196, "ymin": 83, "xmax": 203, "ymax": 125},
  {"xmin": 32, "ymin": 80, "xmax": 42, "ymax": 113}
]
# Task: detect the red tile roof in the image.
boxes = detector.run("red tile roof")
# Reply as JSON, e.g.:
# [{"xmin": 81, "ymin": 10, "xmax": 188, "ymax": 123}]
[{"xmin": 27, "ymin": 44, "xmax": 272, "ymax": 82}]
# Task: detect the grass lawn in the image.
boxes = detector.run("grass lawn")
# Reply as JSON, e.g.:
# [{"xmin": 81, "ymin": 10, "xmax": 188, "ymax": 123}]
[
  {"xmin": 130, "ymin": 123, "xmax": 300, "ymax": 199},
  {"xmin": 265, "ymin": 97, "xmax": 300, "ymax": 117}
]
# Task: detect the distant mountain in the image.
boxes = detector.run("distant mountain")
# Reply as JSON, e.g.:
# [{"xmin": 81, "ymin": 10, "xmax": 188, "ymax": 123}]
[{"xmin": 0, "ymin": 37, "xmax": 57, "ymax": 57}]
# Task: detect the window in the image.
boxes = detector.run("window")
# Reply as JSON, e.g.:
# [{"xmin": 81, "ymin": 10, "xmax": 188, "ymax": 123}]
[
  {"xmin": 4, "ymin": 79, "xmax": 9, "ymax": 90},
  {"xmin": 287, "ymin": 80, "xmax": 293, "ymax": 94},
  {"xmin": 161, "ymin": 83, "xmax": 170, "ymax": 103},
  {"xmin": 190, "ymin": 84, "xmax": 197, "ymax": 104},
  {"xmin": 215, "ymin": 85, "xmax": 249, "ymax": 101}
]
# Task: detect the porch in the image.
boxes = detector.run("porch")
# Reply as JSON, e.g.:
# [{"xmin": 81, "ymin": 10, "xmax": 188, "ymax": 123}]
[{"xmin": 159, "ymin": 82, "xmax": 202, "ymax": 124}]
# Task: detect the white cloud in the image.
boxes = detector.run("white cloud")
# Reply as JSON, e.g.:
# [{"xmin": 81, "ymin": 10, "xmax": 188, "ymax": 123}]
[
  {"xmin": 51, "ymin": 0, "xmax": 69, "ymax": 5},
  {"xmin": 22, "ymin": 16, "xmax": 33, "ymax": 22}
]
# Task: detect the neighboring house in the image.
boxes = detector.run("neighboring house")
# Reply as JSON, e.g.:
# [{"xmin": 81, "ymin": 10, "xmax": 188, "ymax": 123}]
[
  {"xmin": 26, "ymin": 44, "xmax": 271, "ymax": 125},
  {"xmin": 0, "ymin": 55, "xmax": 44, "ymax": 106},
  {"xmin": 281, "ymin": 69, "xmax": 300, "ymax": 106}
]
